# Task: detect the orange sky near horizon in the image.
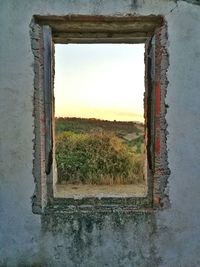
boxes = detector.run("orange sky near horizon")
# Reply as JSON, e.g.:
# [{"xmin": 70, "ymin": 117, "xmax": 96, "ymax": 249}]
[{"xmin": 54, "ymin": 44, "xmax": 145, "ymax": 123}]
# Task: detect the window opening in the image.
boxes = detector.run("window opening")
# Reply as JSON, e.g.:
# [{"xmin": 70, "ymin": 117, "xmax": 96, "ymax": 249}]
[{"xmin": 54, "ymin": 44, "xmax": 146, "ymax": 198}]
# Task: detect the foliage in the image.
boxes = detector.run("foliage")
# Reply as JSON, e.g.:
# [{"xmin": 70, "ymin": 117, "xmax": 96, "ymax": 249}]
[
  {"xmin": 56, "ymin": 130, "xmax": 144, "ymax": 185},
  {"xmin": 55, "ymin": 117, "xmax": 142, "ymax": 135}
]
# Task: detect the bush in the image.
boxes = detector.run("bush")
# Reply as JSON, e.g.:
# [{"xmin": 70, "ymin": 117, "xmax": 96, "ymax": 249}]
[{"xmin": 56, "ymin": 131, "xmax": 144, "ymax": 184}]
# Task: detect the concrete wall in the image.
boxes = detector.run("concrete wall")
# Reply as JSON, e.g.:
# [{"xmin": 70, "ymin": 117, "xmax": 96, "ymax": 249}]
[{"xmin": 0, "ymin": 0, "xmax": 200, "ymax": 266}]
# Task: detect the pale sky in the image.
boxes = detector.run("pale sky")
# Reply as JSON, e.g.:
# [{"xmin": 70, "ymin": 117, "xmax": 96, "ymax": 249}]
[{"xmin": 54, "ymin": 43, "xmax": 145, "ymax": 122}]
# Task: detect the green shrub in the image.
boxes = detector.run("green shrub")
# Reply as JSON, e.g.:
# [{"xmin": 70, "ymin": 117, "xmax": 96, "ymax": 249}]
[{"xmin": 56, "ymin": 131, "xmax": 144, "ymax": 184}]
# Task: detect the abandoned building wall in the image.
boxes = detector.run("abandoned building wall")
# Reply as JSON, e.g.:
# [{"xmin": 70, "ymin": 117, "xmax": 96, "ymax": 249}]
[{"xmin": 0, "ymin": 1, "xmax": 200, "ymax": 266}]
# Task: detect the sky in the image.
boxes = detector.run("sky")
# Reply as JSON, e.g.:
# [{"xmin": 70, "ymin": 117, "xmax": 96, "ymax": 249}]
[{"xmin": 54, "ymin": 43, "xmax": 145, "ymax": 122}]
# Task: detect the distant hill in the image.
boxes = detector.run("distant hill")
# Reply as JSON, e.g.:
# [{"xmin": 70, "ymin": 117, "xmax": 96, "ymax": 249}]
[
  {"xmin": 55, "ymin": 117, "xmax": 144, "ymax": 154},
  {"xmin": 55, "ymin": 117, "xmax": 143, "ymax": 135}
]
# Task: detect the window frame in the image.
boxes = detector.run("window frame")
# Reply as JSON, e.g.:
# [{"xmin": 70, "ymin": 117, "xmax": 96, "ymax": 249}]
[{"xmin": 31, "ymin": 15, "xmax": 169, "ymax": 214}]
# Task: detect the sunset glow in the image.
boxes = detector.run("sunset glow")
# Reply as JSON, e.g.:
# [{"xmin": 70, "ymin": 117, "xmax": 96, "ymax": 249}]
[{"xmin": 54, "ymin": 44, "xmax": 145, "ymax": 122}]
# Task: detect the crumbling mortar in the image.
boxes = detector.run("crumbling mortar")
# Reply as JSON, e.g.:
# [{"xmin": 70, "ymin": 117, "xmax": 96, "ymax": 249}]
[
  {"xmin": 151, "ymin": 21, "xmax": 170, "ymax": 209},
  {"xmin": 30, "ymin": 18, "xmax": 48, "ymax": 214},
  {"xmin": 158, "ymin": 21, "xmax": 171, "ymax": 208}
]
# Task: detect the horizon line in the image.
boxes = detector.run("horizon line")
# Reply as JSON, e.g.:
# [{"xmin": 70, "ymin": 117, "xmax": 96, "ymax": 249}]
[{"xmin": 55, "ymin": 116, "xmax": 144, "ymax": 124}]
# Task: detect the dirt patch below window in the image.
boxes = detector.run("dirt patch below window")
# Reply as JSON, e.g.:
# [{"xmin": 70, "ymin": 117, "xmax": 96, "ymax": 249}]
[{"xmin": 54, "ymin": 183, "xmax": 147, "ymax": 198}]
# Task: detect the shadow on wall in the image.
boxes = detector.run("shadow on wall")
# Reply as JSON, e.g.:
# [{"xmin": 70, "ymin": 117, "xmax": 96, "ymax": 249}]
[{"xmin": 40, "ymin": 212, "xmax": 161, "ymax": 267}]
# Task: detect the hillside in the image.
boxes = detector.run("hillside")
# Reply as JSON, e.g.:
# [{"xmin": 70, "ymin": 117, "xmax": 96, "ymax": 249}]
[
  {"xmin": 55, "ymin": 117, "xmax": 144, "ymax": 151},
  {"xmin": 55, "ymin": 117, "xmax": 144, "ymax": 185}
]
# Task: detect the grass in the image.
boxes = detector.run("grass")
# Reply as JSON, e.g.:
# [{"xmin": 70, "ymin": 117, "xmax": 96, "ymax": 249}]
[
  {"xmin": 56, "ymin": 117, "xmax": 143, "ymax": 136},
  {"xmin": 55, "ymin": 117, "xmax": 144, "ymax": 185}
]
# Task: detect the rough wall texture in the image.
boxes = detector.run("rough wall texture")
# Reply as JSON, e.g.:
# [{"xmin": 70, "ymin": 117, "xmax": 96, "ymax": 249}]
[{"xmin": 0, "ymin": 1, "xmax": 200, "ymax": 266}]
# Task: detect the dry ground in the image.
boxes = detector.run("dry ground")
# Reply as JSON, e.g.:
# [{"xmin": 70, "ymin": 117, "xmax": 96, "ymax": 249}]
[{"xmin": 54, "ymin": 183, "xmax": 147, "ymax": 198}]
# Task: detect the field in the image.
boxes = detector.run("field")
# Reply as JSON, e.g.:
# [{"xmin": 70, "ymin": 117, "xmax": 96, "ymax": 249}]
[{"xmin": 55, "ymin": 117, "xmax": 144, "ymax": 185}]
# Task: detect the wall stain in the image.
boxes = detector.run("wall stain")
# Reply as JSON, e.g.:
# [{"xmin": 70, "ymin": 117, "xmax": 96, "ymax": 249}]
[{"xmin": 40, "ymin": 211, "xmax": 161, "ymax": 266}]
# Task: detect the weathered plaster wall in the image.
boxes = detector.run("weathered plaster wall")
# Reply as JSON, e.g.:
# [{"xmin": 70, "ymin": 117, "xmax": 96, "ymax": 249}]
[
  {"xmin": 0, "ymin": 1, "xmax": 200, "ymax": 266},
  {"xmin": 156, "ymin": 4, "xmax": 200, "ymax": 266}
]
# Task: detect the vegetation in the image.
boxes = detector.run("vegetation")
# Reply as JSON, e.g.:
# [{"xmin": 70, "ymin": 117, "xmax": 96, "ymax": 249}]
[
  {"xmin": 56, "ymin": 117, "xmax": 143, "ymax": 136},
  {"xmin": 55, "ymin": 117, "xmax": 144, "ymax": 185}
]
